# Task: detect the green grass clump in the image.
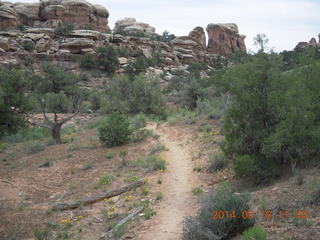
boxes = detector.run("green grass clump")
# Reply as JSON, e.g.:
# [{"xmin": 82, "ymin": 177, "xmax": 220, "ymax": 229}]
[
  {"xmin": 105, "ymin": 152, "xmax": 114, "ymax": 159},
  {"xmin": 99, "ymin": 174, "xmax": 115, "ymax": 185},
  {"xmin": 25, "ymin": 141, "xmax": 44, "ymax": 154},
  {"xmin": 241, "ymin": 225, "xmax": 267, "ymax": 240},
  {"xmin": 132, "ymin": 155, "xmax": 166, "ymax": 171},
  {"xmin": 148, "ymin": 143, "xmax": 166, "ymax": 155},
  {"xmin": 192, "ymin": 187, "xmax": 203, "ymax": 195}
]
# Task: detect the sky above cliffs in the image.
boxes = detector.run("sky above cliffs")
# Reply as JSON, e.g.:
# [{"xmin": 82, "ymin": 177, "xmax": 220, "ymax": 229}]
[{"xmin": 19, "ymin": 0, "xmax": 320, "ymax": 52}]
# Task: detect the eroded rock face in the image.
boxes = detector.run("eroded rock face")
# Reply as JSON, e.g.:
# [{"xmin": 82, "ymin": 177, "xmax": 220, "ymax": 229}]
[
  {"xmin": 114, "ymin": 18, "xmax": 158, "ymax": 37},
  {"xmin": 0, "ymin": 0, "xmax": 110, "ymax": 32},
  {"xmin": 295, "ymin": 36, "xmax": 319, "ymax": 50},
  {"xmin": 206, "ymin": 23, "xmax": 246, "ymax": 56},
  {"xmin": 170, "ymin": 26, "xmax": 207, "ymax": 64}
]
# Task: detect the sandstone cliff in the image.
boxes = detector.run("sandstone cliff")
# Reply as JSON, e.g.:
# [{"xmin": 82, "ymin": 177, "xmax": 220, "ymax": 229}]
[
  {"xmin": 0, "ymin": 0, "xmax": 110, "ymax": 31},
  {"xmin": 295, "ymin": 35, "xmax": 319, "ymax": 50},
  {"xmin": 206, "ymin": 23, "xmax": 246, "ymax": 56},
  {"xmin": 0, "ymin": 0, "xmax": 248, "ymax": 67}
]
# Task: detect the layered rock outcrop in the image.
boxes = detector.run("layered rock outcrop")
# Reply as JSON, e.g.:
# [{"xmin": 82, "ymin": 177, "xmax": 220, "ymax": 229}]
[
  {"xmin": 0, "ymin": 0, "xmax": 110, "ymax": 31},
  {"xmin": 295, "ymin": 36, "xmax": 319, "ymax": 50},
  {"xmin": 0, "ymin": 1, "xmax": 248, "ymax": 67},
  {"xmin": 170, "ymin": 27, "xmax": 206, "ymax": 64},
  {"xmin": 114, "ymin": 18, "xmax": 158, "ymax": 38},
  {"xmin": 206, "ymin": 23, "xmax": 246, "ymax": 56}
]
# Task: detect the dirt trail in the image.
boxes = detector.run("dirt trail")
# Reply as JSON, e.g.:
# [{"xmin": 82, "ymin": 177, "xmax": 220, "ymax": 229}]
[{"xmin": 137, "ymin": 123, "xmax": 200, "ymax": 240}]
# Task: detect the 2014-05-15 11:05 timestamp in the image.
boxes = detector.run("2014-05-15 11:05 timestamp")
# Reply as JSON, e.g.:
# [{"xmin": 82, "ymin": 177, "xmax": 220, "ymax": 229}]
[{"xmin": 211, "ymin": 209, "xmax": 308, "ymax": 220}]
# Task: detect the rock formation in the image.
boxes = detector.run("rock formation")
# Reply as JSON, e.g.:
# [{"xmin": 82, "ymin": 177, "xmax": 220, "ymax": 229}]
[
  {"xmin": 0, "ymin": 0, "xmax": 249, "ymax": 67},
  {"xmin": 295, "ymin": 36, "xmax": 319, "ymax": 50},
  {"xmin": 0, "ymin": 0, "xmax": 110, "ymax": 31},
  {"xmin": 170, "ymin": 26, "xmax": 206, "ymax": 64},
  {"xmin": 206, "ymin": 23, "xmax": 246, "ymax": 56},
  {"xmin": 114, "ymin": 18, "xmax": 158, "ymax": 37}
]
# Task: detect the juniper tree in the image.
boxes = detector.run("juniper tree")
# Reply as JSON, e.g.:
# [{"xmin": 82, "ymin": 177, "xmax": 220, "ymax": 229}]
[{"xmin": 33, "ymin": 63, "xmax": 84, "ymax": 143}]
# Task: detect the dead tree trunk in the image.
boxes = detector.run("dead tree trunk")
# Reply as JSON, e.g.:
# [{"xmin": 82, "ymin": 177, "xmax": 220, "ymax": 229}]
[
  {"xmin": 52, "ymin": 123, "xmax": 62, "ymax": 144},
  {"xmin": 52, "ymin": 180, "xmax": 145, "ymax": 211}
]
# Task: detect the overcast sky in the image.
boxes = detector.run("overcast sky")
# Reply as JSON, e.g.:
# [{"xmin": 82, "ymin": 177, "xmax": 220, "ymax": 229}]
[{"xmin": 18, "ymin": 0, "xmax": 320, "ymax": 51}]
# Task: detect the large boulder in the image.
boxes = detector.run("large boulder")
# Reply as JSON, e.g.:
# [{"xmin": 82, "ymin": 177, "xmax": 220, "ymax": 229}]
[
  {"xmin": 13, "ymin": 3, "xmax": 40, "ymax": 25},
  {"xmin": 114, "ymin": 18, "xmax": 158, "ymax": 37},
  {"xmin": 206, "ymin": 23, "xmax": 246, "ymax": 56},
  {"xmin": 0, "ymin": 3, "xmax": 19, "ymax": 29},
  {"xmin": 0, "ymin": 0, "xmax": 111, "ymax": 31},
  {"xmin": 170, "ymin": 27, "xmax": 207, "ymax": 64},
  {"xmin": 39, "ymin": 0, "xmax": 110, "ymax": 31},
  {"xmin": 295, "ymin": 37, "xmax": 319, "ymax": 50},
  {"xmin": 59, "ymin": 37, "xmax": 95, "ymax": 53}
]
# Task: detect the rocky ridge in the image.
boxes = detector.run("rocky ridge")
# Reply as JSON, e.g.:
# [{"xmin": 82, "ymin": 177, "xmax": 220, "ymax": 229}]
[
  {"xmin": 0, "ymin": 0, "xmax": 247, "ymax": 67},
  {"xmin": 295, "ymin": 34, "xmax": 320, "ymax": 50},
  {"xmin": 0, "ymin": 0, "xmax": 110, "ymax": 31}
]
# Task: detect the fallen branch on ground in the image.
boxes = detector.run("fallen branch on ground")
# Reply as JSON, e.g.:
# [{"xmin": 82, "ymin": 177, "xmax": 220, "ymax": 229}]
[
  {"xmin": 101, "ymin": 206, "xmax": 144, "ymax": 239},
  {"xmin": 52, "ymin": 180, "xmax": 145, "ymax": 211}
]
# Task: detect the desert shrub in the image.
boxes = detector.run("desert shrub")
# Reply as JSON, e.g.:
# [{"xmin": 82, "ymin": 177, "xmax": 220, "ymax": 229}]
[
  {"xmin": 132, "ymin": 155, "xmax": 166, "ymax": 171},
  {"xmin": 17, "ymin": 24, "xmax": 27, "ymax": 32},
  {"xmin": 0, "ymin": 142, "xmax": 8, "ymax": 153},
  {"xmin": 0, "ymin": 68, "xmax": 34, "ymax": 137},
  {"xmin": 33, "ymin": 225, "xmax": 51, "ymax": 240},
  {"xmin": 80, "ymin": 53, "xmax": 97, "ymax": 70},
  {"xmin": 89, "ymin": 91, "xmax": 102, "ymax": 112},
  {"xmin": 130, "ymin": 112, "xmax": 147, "ymax": 130},
  {"xmin": 25, "ymin": 141, "xmax": 44, "ymax": 154},
  {"xmin": 208, "ymin": 153, "xmax": 227, "ymax": 173},
  {"xmin": 309, "ymin": 180, "xmax": 320, "ymax": 205},
  {"xmin": 131, "ymin": 129, "xmax": 151, "ymax": 143},
  {"xmin": 24, "ymin": 55, "xmax": 35, "ymax": 66},
  {"xmin": 96, "ymin": 46, "xmax": 119, "ymax": 74},
  {"xmin": 22, "ymin": 40, "xmax": 35, "ymax": 51},
  {"xmin": 222, "ymin": 53, "xmax": 320, "ymax": 182},
  {"xmin": 98, "ymin": 112, "xmax": 132, "ymax": 147},
  {"xmin": 99, "ymin": 174, "xmax": 115, "ymax": 185},
  {"xmin": 192, "ymin": 187, "xmax": 203, "ymax": 195},
  {"xmin": 3, "ymin": 127, "xmax": 50, "ymax": 143},
  {"xmin": 156, "ymin": 30, "xmax": 176, "ymax": 42},
  {"xmin": 125, "ymin": 55, "xmax": 149, "ymax": 79},
  {"xmin": 148, "ymin": 143, "xmax": 166, "ymax": 155},
  {"xmin": 101, "ymin": 74, "xmax": 165, "ymax": 116},
  {"xmin": 196, "ymin": 97, "xmax": 228, "ymax": 120},
  {"xmin": 182, "ymin": 184, "xmax": 254, "ymax": 240},
  {"xmin": 55, "ymin": 22, "xmax": 74, "ymax": 36},
  {"xmin": 241, "ymin": 225, "xmax": 267, "ymax": 240},
  {"xmin": 198, "ymin": 122, "xmax": 213, "ymax": 133}
]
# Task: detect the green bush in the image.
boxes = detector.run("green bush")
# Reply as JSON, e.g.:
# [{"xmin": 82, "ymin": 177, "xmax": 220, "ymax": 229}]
[
  {"xmin": 130, "ymin": 112, "xmax": 147, "ymax": 130},
  {"xmin": 148, "ymin": 143, "xmax": 166, "ymax": 155},
  {"xmin": 241, "ymin": 225, "xmax": 267, "ymax": 240},
  {"xmin": 132, "ymin": 155, "xmax": 166, "ymax": 171},
  {"xmin": 131, "ymin": 129, "xmax": 151, "ymax": 143},
  {"xmin": 24, "ymin": 55, "xmax": 35, "ymax": 66},
  {"xmin": 222, "ymin": 53, "xmax": 320, "ymax": 182},
  {"xmin": 80, "ymin": 53, "xmax": 97, "ymax": 70},
  {"xmin": 96, "ymin": 46, "xmax": 119, "ymax": 74},
  {"xmin": 99, "ymin": 174, "xmax": 115, "ymax": 185},
  {"xmin": 101, "ymin": 74, "xmax": 165, "ymax": 116},
  {"xmin": 98, "ymin": 112, "xmax": 132, "ymax": 147},
  {"xmin": 182, "ymin": 184, "xmax": 254, "ymax": 240},
  {"xmin": 208, "ymin": 153, "xmax": 227, "ymax": 173},
  {"xmin": 55, "ymin": 22, "xmax": 75, "ymax": 36},
  {"xmin": 25, "ymin": 141, "xmax": 44, "ymax": 154},
  {"xmin": 22, "ymin": 40, "xmax": 35, "ymax": 51}
]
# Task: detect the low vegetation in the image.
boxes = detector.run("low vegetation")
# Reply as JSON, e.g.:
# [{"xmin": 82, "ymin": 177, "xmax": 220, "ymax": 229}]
[{"xmin": 183, "ymin": 184, "xmax": 254, "ymax": 240}]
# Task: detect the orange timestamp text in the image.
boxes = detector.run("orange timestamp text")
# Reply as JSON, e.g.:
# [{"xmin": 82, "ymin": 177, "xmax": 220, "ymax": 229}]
[{"xmin": 211, "ymin": 209, "xmax": 308, "ymax": 220}]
